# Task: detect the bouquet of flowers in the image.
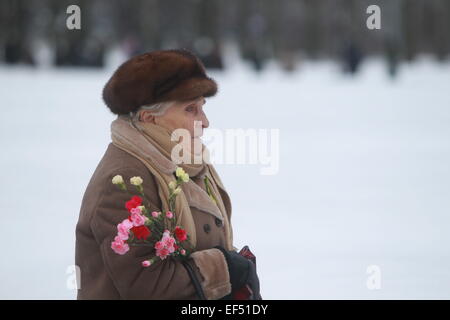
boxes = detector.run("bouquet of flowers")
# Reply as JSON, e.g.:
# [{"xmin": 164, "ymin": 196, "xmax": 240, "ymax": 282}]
[{"xmin": 110, "ymin": 167, "xmax": 194, "ymax": 267}]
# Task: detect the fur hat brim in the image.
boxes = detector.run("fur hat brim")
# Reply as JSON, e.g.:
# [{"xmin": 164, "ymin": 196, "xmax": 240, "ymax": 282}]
[
  {"xmin": 157, "ymin": 77, "xmax": 217, "ymax": 103},
  {"xmin": 102, "ymin": 49, "xmax": 218, "ymax": 115}
]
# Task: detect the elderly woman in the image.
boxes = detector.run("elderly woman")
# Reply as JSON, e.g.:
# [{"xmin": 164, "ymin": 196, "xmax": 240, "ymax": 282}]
[{"xmin": 75, "ymin": 49, "xmax": 261, "ymax": 300}]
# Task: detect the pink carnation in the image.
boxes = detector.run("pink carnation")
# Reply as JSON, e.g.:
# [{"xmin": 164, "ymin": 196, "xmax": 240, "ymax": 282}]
[
  {"xmin": 166, "ymin": 211, "xmax": 173, "ymax": 219},
  {"xmin": 111, "ymin": 236, "xmax": 129, "ymax": 255},
  {"xmin": 117, "ymin": 219, "xmax": 133, "ymax": 240},
  {"xmin": 155, "ymin": 232, "xmax": 176, "ymax": 259},
  {"xmin": 155, "ymin": 241, "xmax": 164, "ymax": 250},
  {"xmin": 156, "ymin": 248, "xmax": 170, "ymax": 260},
  {"xmin": 142, "ymin": 260, "xmax": 152, "ymax": 267},
  {"xmin": 151, "ymin": 211, "xmax": 160, "ymax": 218},
  {"xmin": 130, "ymin": 207, "xmax": 142, "ymax": 215},
  {"xmin": 130, "ymin": 211, "xmax": 146, "ymax": 227},
  {"xmin": 163, "ymin": 236, "xmax": 175, "ymax": 248}
]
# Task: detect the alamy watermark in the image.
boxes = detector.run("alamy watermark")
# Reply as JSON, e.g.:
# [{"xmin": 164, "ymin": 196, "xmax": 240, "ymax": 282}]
[
  {"xmin": 66, "ymin": 5, "xmax": 81, "ymax": 30},
  {"xmin": 366, "ymin": 5, "xmax": 381, "ymax": 30},
  {"xmin": 170, "ymin": 121, "xmax": 279, "ymax": 175},
  {"xmin": 366, "ymin": 265, "xmax": 381, "ymax": 290},
  {"xmin": 66, "ymin": 264, "xmax": 81, "ymax": 290}
]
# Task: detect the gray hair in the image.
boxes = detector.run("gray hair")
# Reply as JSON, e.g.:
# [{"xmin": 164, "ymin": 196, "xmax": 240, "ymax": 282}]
[{"xmin": 130, "ymin": 101, "xmax": 176, "ymax": 122}]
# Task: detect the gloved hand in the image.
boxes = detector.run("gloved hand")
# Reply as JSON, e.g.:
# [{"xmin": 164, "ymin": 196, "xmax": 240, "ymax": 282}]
[
  {"xmin": 246, "ymin": 258, "xmax": 262, "ymax": 300},
  {"xmin": 214, "ymin": 246, "xmax": 261, "ymax": 300}
]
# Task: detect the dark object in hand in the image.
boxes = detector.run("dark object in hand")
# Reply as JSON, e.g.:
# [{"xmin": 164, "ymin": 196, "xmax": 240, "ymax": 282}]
[{"xmin": 215, "ymin": 245, "xmax": 262, "ymax": 300}]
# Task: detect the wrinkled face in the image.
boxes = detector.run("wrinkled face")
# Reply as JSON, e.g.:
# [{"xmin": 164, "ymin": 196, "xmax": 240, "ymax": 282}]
[
  {"xmin": 139, "ymin": 96, "xmax": 209, "ymax": 155},
  {"xmin": 154, "ymin": 96, "xmax": 209, "ymax": 139}
]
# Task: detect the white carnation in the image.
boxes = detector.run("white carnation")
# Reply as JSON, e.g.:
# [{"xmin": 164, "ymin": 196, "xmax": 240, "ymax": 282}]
[
  {"xmin": 181, "ymin": 173, "xmax": 189, "ymax": 182},
  {"xmin": 112, "ymin": 175, "xmax": 124, "ymax": 185},
  {"xmin": 168, "ymin": 181, "xmax": 177, "ymax": 190},
  {"xmin": 175, "ymin": 167, "xmax": 185, "ymax": 178},
  {"xmin": 130, "ymin": 176, "xmax": 143, "ymax": 186}
]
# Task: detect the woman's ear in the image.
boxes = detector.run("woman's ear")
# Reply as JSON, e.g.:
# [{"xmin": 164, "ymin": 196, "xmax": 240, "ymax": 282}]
[{"xmin": 140, "ymin": 110, "xmax": 156, "ymax": 123}]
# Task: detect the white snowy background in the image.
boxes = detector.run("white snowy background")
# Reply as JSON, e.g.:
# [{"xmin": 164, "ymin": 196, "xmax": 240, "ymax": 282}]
[{"xmin": 1, "ymin": 48, "xmax": 449, "ymax": 299}]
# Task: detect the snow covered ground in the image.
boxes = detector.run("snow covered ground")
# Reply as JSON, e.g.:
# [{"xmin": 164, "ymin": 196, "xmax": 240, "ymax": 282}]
[{"xmin": 1, "ymin": 56, "xmax": 449, "ymax": 299}]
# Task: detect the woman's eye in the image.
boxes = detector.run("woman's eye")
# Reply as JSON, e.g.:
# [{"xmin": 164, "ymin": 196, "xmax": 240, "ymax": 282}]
[{"xmin": 186, "ymin": 106, "xmax": 195, "ymax": 112}]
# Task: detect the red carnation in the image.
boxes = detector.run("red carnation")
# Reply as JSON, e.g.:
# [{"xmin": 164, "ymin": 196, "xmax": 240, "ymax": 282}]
[
  {"xmin": 126, "ymin": 195, "xmax": 142, "ymax": 212},
  {"xmin": 131, "ymin": 225, "xmax": 151, "ymax": 240},
  {"xmin": 174, "ymin": 226, "xmax": 187, "ymax": 242}
]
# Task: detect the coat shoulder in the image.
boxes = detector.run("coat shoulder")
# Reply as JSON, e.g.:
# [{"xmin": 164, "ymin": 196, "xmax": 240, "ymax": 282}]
[
  {"xmin": 88, "ymin": 143, "xmax": 156, "ymax": 191},
  {"xmin": 78, "ymin": 143, "xmax": 162, "ymax": 224},
  {"xmin": 99, "ymin": 143, "xmax": 151, "ymax": 176}
]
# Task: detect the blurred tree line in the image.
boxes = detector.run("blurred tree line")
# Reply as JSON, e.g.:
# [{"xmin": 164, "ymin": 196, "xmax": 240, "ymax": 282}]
[{"xmin": 1, "ymin": 0, "xmax": 449, "ymax": 76}]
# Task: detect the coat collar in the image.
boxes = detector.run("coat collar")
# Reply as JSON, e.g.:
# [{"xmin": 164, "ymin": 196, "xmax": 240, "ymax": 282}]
[
  {"xmin": 111, "ymin": 117, "xmax": 227, "ymax": 221},
  {"xmin": 181, "ymin": 179, "xmax": 224, "ymax": 221}
]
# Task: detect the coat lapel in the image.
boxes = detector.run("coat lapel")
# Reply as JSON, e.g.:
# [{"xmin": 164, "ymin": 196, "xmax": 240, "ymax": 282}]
[{"xmin": 181, "ymin": 180, "xmax": 224, "ymax": 221}]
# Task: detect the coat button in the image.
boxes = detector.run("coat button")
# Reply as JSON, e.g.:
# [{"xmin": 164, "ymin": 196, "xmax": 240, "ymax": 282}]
[
  {"xmin": 215, "ymin": 218, "xmax": 223, "ymax": 227},
  {"xmin": 203, "ymin": 224, "xmax": 211, "ymax": 234}
]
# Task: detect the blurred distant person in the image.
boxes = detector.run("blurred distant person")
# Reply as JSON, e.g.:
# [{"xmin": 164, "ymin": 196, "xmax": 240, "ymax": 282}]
[
  {"xmin": 343, "ymin": 42, "xmax": 363, "ymax": 75},
  {"xmin": 385, "ymin": 39, "xmax": 399, "ymax": 78}
]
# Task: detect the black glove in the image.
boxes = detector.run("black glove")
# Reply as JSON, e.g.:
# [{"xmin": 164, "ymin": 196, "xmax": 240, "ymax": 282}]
[
  {"xmin": 214, "ymin": 246, "xmax": 261, "ymax": 300},
  {"xmin": 246, "ymin": 257, "xmax": 262, "ymax": 300}
]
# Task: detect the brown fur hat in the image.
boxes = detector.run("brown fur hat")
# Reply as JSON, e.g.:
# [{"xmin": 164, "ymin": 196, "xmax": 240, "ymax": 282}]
[{"xmin": 102, "ymin": 48, "xmax": 218, "ymax": 115}]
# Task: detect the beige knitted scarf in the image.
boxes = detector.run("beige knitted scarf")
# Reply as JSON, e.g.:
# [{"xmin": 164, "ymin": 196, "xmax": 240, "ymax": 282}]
[{"xmin": 110, "ymin": 115, "xmax": 234, "ymax": 251}]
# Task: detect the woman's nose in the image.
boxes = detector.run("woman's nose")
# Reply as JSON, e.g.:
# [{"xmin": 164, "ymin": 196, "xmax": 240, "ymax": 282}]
[{"xmin": 199, "ymin": 110, "xmax": 209, "ymax": 129}]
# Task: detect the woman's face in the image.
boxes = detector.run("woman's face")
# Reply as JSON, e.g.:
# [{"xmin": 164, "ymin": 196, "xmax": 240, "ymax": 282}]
[
  {"xmin": 154, "ymin": 96, "xmax": 209, "ymax": 137},
  {"xmin": 140, "ymin": 96, "xmax": 210, "ymax": 154}
]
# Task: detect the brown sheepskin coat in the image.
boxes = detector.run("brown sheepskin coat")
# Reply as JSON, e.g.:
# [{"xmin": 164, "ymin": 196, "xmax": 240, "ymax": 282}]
[{"xmin": 75, "ymin": 143, "xmax": 233, "ymax": 299}]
